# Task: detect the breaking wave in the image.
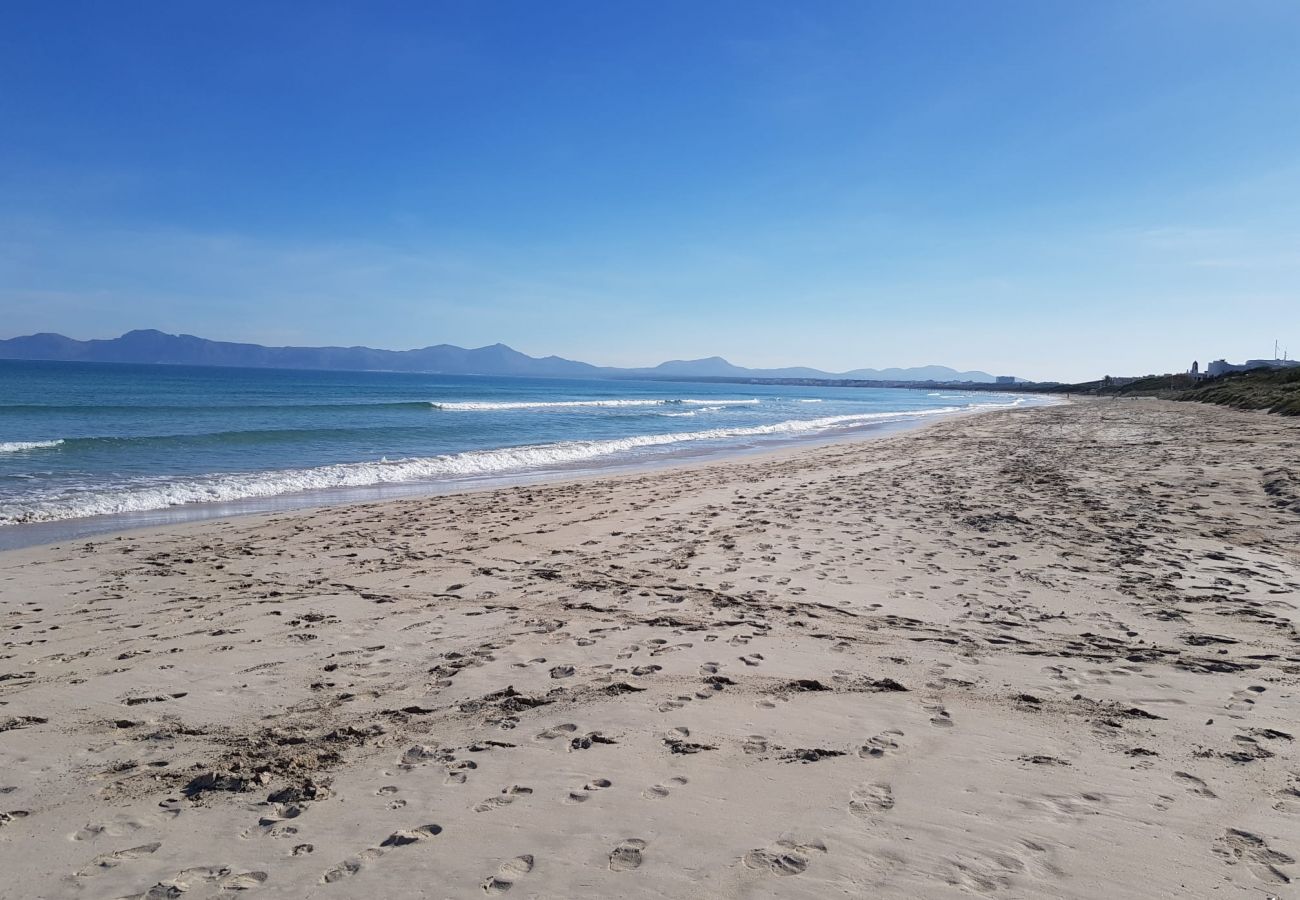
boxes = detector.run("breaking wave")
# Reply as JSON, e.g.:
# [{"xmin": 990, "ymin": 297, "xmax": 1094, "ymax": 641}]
[
  {"xmin": 0, "ymin": 440, "xmax": 64, "ymax": 453},
  {"xmin": 429, "ymin": 398, "xmax": 759, "ymax": 410}
]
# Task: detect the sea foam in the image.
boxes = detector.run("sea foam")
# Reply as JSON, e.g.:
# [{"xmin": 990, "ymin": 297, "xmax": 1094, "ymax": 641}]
[
  {"xmin": 0, "ymin": 440, "xmax": 64, "ymax": 453},
  {"xmin": 429, "ymin": 398, "xmax": 759, "ymax": 410}
]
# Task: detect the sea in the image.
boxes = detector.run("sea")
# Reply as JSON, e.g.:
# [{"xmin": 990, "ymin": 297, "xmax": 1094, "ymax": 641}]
[{"xmin": 0, "ymin": 360, "xmax": 1049, "ymax": 549}]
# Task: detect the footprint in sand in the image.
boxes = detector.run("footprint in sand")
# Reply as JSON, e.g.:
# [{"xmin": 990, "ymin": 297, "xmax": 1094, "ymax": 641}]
[
  {"xmin": 609, "ymin": 838, "xmax": 647, "ymax": 871},
  {"xmin": 76, "ymin": 842, "xmax": 162, "ymax": 877},
  {"xmin": 566, "ymin": 778, "xmax": 613, "ymax": 804},
  {"xmin": 738, "ymin": 653, "xmax": 764, "ymax": 667},
  {"xmin": 321, "ymin": 827, "xmax": 441, "ymax": 884},
  {"xmin": 534, "ymin": 723, "xmax": 578, "ymax": 741},
  {"xmin": 220, "ymin": 870, "xmax": 270, "ymax": 890},
  {"xmin": 649, "ymin": 641, "xmax": 694, "ymax": 657},
  {"xmin": 858, "ymin": 729, "xmax": 904, "ymax": 759},
  {"xmin": 1173, "ymin": 771, "xmax": 1217, "ymax": 798},
  {"xmin": 0, "ymin": 810, "xmax": 28, "ymax": 829},
  {"xmin": 482, "ymin": 855, "xmax": 534, "ymax": 894},
  {"xmin": 321, "ymin": 848, "xmax": 385, "ymax": 884},
  {"xmin": 444, "ymin": 760, "xmax": 477, "ymax": 785},
  {"xmin": 401, "ymin": 744, "xmax": 446, "ymax": 767},
  {"xmin": 249, "ymin": 801, "xmax": 304, "ymax": 838},
  {"xmin": 641, "ymin": 776, "xmax": 688, "ymax": 800},
  {"xmin": 161, "ymin": 867, "xmax": 270, "ymax": 894},
  {"xmin": 1226, "ymin": 685, "xmax": 1266, "ymax": 713},
  {"xmin": 475, "ymin": 786, "xmax": 533, "ymax": 812},
  {"xmin": 925, "ymin": 704, "xmax": 954, "ymax": 727},
  {"xmin": 849, "ymin": 783, "xmax": 895, "ymax": 817},
  {"xmin": 70, "ymin": 814, "xmax": 163, "ymax": 842},
  {"xmin": 744, "ymin": 838, "xmax": 827, "ymax": 876},
  {"xmin": 939, "ymin": 847, "xmax": 1029, "ymax": 892},
  {"xmin": 381, "ymin": 824, "xmax": 442, "ymax": 846},
  {"xmin": 1013, "ymin": 792, "xmax": 1105, "ymax": 823},
  {"xmin": 1213, "ymin": 829, "xmax": 1295, "ymax": 884},
  {"xmin": 376, "ymin": 786, "xmax": 406, "ymax": 809},
  {"xmin": 1273, "ymin": 778, "xmax": 1300, "ymax": 814},
  {"xmin": 742, "ymin": 735, "xmax": 769, "ymax": 755}
]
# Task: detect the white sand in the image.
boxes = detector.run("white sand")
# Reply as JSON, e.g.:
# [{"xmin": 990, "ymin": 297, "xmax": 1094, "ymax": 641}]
[{"xmin": 0, "ymin": 398, "xmax": 1296, "ymax": 898}]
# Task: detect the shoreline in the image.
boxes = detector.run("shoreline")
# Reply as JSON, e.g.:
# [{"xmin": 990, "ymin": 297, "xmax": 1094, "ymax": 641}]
[
  {"xmin": 1, "ymin": 397, "xmax": 1294, "ymax": 898},
  {"xmin": 0, "ymin": 399, "xmax": 1048, "ymax": 553}
]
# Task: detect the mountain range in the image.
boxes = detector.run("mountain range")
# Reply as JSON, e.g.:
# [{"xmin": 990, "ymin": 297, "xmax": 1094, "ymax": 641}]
[{"xmin": 0, "ymin": 330, "xmax": 1004, "ymax": 383}]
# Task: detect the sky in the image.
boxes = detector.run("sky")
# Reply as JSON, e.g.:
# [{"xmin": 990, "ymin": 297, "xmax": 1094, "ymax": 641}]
[{"xmin": 2, "ymin": 1, "xmax": 1298, "ymax": 382}]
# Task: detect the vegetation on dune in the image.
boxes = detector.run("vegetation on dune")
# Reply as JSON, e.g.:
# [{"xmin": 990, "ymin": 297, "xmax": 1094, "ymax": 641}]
[
  {"xmin": 1174, "ymin": 366, "xmax": 1300, "ymax": 416},
  {"xmin": 1026, "ymin": 373, "xmax": 1199, "ymax": 397},
  {"xmin": 1115, "ymin": 373, "xmax": 1199, "ymax": 394},
  {"xmin": 1051, "ymin": 366, "xmax": 1300, "ymax": 416}
]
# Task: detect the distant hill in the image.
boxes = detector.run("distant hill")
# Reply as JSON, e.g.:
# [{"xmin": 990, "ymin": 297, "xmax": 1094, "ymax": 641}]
[
  {"xmin": 0, "ymin": 330, "xmax": 604, "ymax": 378},
  {"xmin": 0, "ymin": 330, "xmax": 1003, "ymax": 383},
  {"xmin": 634, "ymin": 357, "xmax": 999, "ymax": 381}
]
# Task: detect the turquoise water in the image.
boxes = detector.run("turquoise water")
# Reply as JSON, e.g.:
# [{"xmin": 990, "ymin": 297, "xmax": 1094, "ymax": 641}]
[{"xmin": 0, "ymin": 360, "xmax": 1043, "ymax": 545}]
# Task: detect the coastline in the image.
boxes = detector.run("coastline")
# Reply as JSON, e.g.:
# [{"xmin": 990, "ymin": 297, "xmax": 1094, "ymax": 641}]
[
  {"xmin": 1, "ymin": 397, "xmax": 1295, "ymax": 898},
  {"xmin": 0, "ymin": 398, "xmax": 1046, "ymax": 553}
]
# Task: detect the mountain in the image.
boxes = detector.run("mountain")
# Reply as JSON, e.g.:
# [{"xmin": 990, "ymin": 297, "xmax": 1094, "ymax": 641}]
[
  {"xmin": 0, "ymin": 330, "xmax": 602, "ymax": 378},
  {"xmin": 646, "ymin": 356, "xmax": 752, "ymax": 377},
  {"xmin": 844, "ymin": 365, "xmax": 997, "ymax": 382},
  {"xmin": 640, "ymin": 359, "xmax": 999, "ymax": 382},
  {"xmin": 0, "ymin": 330, "xmax": 1003, "ymax": 382}
]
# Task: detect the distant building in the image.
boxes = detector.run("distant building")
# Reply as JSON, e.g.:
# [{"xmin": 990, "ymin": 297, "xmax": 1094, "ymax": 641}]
[
  {"xmin": 1190, "ymin": 360, "xmax": 1199, "ymax": 375},
  {"xmin": 1206, "ymin": 358, "xmax": 1300, "ymax": 378},
  {"xmin": 994, "ymin": 375, "xmax": 1015, "ymax": 384}
]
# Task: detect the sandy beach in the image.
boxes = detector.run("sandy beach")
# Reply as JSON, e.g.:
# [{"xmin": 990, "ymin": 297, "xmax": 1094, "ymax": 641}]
[{"xmin": 1, "ymin": 397, "xmax": 1296, "ymax": 899}]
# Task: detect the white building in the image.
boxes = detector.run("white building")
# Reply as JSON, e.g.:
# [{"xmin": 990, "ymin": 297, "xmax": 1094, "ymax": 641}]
[{"xmin": 1206, "ymin": 358, "xmax": 1300, "ymax": 377}]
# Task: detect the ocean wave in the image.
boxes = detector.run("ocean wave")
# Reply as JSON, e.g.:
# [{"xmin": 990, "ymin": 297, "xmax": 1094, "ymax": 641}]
[
  {"xmin": 661, "ymin": 405, "xmax": 728, "ymax": 417},
  {"xmin": 0, "ymin": 401, "xmax": 435, "ymax": 415},
  {"xmin": 23, "ymin": 426, "xmax": 425, "ymax": 451},
  {"xmin": 429, "ymin": 398, "xmax": 759, "ymax": 410},
  {"xmin": 0, "ymin": 440, "xmax": 64, "ymax": 453},
  {"xmin": 0, "ymin": 403, "xmax": 1000, "ymax": 525}
]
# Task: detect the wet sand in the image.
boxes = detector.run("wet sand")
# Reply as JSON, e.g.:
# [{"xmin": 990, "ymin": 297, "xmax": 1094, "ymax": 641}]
[{"xmin": 0, "ymin": 398, "xmax": 1296, "ymax": 898}]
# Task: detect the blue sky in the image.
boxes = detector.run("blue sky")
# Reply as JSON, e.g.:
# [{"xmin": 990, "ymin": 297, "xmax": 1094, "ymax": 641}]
[{"xmin": 2, "ymin": 1, "xmax": 1298, "ymax": 381}]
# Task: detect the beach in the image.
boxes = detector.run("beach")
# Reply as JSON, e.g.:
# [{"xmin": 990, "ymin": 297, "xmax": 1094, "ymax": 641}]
[
  {"xmin": 0, "ymin": 361, "xmax": 1041, "ymax": 547},
  {"xmin": 0, "ymin": 397, "xmax": 1296, "ymax": 898}
]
